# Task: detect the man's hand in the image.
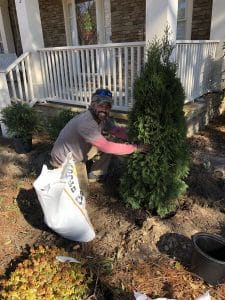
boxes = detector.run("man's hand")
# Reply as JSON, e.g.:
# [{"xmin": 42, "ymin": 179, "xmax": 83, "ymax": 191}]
[{"xmin": 136, "ymin": 144, "xmax": 151, "ymax": 153}]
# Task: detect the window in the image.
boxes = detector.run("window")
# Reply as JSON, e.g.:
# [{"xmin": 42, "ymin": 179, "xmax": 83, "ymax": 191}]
[
  {"xmin": 63, "ymin": 0, "xmax": 110, "ymax": 46},
  {"xmin": 176, "ymin": 0, "xmax": 193, "ymax": 40},
  {"xmin": 76, "ymin": 0, "xmax": 97, "ymax": 45}
]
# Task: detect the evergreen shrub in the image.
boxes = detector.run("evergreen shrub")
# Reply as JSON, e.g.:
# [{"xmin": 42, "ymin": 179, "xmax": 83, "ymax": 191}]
[
  {"xmin": 46, "ymin": 109, "xmax": 77, "ymax": 141},
  {"xmin": 120, "ymin": 32, "xmax": 189, "ymax": 218},
  {"xmin": 1, "ymin": 103, "xmax": 40, "ymax": 138}
]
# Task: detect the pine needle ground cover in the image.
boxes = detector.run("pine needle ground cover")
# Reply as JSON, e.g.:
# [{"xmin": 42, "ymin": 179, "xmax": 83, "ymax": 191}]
[{"xmin": 120, "ymin": 33, "xmax": 189, "ymax": 218}]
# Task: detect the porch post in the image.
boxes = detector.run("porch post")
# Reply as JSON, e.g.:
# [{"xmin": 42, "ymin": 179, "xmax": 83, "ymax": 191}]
[
  {"xmin": 210, "ymin": 0, "xmax": 225, "ymax": 40},
  {"xmin": 15, "ymin": 0, "xmax": 44, "ymax": 100},
  {"xmin": 0, "ymin": 71, "xmax": 11, "ymax": 136},
  {"xmin": 210, "ymin": 0, "xmax": 225, "ymax": 92},
  {"xmin": 145, "ymin": 0, "xmax": 178, "ymax": 42}
]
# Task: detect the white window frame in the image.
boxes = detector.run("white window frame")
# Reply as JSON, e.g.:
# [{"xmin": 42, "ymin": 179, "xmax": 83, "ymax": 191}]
[{"xmin": 177, "ymin": 0, "xmax": 193, "ymax": 40}]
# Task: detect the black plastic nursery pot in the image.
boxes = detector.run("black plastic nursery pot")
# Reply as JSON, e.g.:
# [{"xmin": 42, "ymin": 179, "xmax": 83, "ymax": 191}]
[{"xmin": 191, "ymin": 232, "xmax": 225, "ymax": 285}]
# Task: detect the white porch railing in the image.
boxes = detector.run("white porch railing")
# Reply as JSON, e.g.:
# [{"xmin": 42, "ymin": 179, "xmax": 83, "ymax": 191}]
[
  {"xmin": 38, "ymin": 42, "xmax": 145, "ymax": 111},
  {"xmin": 176, "ymin": 40, "xmax": 220, "ymax": 101},
  {"xmin": 0, "ymin": 40, "xmax": 222, "ymax": 112},
  {"xmin": 0, "ymin": 52, "xmax": 35, "ymax": 104}
]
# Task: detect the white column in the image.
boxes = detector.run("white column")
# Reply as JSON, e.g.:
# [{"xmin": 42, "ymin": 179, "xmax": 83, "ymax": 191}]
[
  {"xmin": 96, "ymin": 0, "xmax": 105, "ymax": 44},
  {"xmin": 210, "ymin": 0, "xmax": 225, "ymax": 40},
  {"xmin": 15, "ymin": 0, "xmax": 44, "ymax": 52},
  {"xmin": 146, "ymin": 0, "xmax": 178, "ymax": 43},
  {"xmin": 210, "ymin": 1, "xmax": 225, "ymax": 93},
  {"xmin": 15, "ymin": 0, "xmax": 44, "ymax": 100}
]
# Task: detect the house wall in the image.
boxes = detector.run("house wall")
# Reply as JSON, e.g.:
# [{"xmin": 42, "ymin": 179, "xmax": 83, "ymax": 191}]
[
  {"xmin": 111, "ymin": 0, "xmax": 145, "ymax": 42},
  {"xmin": 38, "ymin": 0, "xmax": 66, "ymax": 47},
  {"xmin": 191, "ymin": 0, "xmax": 212, "ymax": 40}
]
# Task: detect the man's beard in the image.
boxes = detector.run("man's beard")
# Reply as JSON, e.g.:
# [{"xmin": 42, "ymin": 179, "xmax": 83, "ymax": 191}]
[{"xmin": 97, "ymin": 111, "xmax": 108, "ymax": 121}]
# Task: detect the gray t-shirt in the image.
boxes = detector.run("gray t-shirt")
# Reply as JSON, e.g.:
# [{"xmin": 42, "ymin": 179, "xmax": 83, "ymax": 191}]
[{"xmin": 51, "ymin": 110, "xmax": 113, "ymax": 165}]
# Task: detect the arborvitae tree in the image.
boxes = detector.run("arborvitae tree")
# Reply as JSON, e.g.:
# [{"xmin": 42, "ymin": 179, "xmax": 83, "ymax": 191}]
[{"xmin": 120, "ymin": 32, "xmax": 189, "ymax": 218}]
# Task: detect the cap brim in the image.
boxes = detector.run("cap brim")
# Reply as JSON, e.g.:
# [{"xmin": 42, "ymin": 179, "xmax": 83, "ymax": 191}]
[{"xmin": 92, "ymin": 95, "xmax": 113, "ymax": 105}]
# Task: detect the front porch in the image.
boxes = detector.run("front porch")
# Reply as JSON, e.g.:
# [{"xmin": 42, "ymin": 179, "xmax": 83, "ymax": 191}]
[{"xmin": 0, "ymin": 40, "xmax": 222, "ymax": 110}]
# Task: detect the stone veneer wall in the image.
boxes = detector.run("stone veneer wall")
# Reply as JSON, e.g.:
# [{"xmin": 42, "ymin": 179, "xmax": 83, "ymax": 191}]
[
  {"xmin": 38, "ymin": 0, "xmax": 66, "ymax": 47},
  {"xmin": 111, "ymin": 0, "xmax": 145, "ymax": 43},
  {"xmin": 191, "ymin": 0, "xmax": 213, "ymax": 40}
]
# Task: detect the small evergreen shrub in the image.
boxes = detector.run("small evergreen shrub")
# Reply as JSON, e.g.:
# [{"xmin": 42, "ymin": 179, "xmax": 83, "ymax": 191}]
[
  {"xmin": 46, "ymin": 109, "xmax": 77, "ymax": 141},
  {"xmin": 120, "ymin": 32, "xmax": 189, "ymax": 218},
  {"xmin": 0, "ymin": 245, "xmax": 92, "ymax": 299},
  {"xmin": 1, "ymin": 103, "xmax": 40, "ymax": 138}
]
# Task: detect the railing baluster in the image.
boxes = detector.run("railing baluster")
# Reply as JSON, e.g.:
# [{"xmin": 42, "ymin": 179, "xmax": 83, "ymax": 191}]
[
  {"xmin": 68, "ymin": 50, "xmax": 74, "ymax": 102},
  {"xmin": 71, "ymin": 50, "xmax": 79, "ymax": 103},
  {"xmin": 112, "ymin": 48, "xmax": 117, "ymax": 107},
  {"xmin": 101, "ymin": 48, "xmax": 106, "ymax": 87},
  {"xmin": 47, "ymin": 51, "xmax": 54, "ymax": 98},
  {"xmin": 124, "ymin": 46, "xmax": 128, "ymax": 108},
  {"xmin": 59, "ymin": 50, "xmax": 66, "ymax": 100},
  {"xmin": 106, "ymin": 48, "xmax": 111, "ymax": 91},
  {"xmin": 86, "ymin": 49, "xmax": 91, "ymax": 104},
  {"xmin": 55, "ymin": 51, "xmax": 62, "ymax": 99},
  {"xmin": 81, "ymin": 49, "xmax": 87, "ymax": 106},
  {"xmin": 76, "ymin": 51, "xmax": 82, "ymax": 102},
  {"xmin": 118, "ymin": 47, "xmax": 123, "ymax": 109},
  {"xmin": 91, "ymin": 49, "xmax": 96, "ymax": 93},
  {"xmin": 137, "ymin": 46, "xmax": 141, "ymax": 76},
  {"xmin": 21, "ymin": 60, "xmax": 29, "ymax": 102},
  {"xmin": 42, "ymin": 52, "xmax": 50, "ymax": 99},
  {"xmin": 96, "ymin": 48, "xmax": 101, "ymax": 88},
  {"xmin": 40, "ymin": 51, "xmax": 47, "ymax": 98},
  {"xmin": 51, "ymin": 51, "xmax": 58, "ymax": 98},
  {"xmin": 15, "ymin": 65, "xmax": 23, "ymax": 100},
  {"xmin": 63, "ymin": 51, "xmax": 70, "ymax": 101},
  {"xmin": 130, "ymin": 47, "xmax": 134, "ymax": 108},
  {"xmin": 8, "ymin": 70, "xmax": 16, "ymax": 99}
]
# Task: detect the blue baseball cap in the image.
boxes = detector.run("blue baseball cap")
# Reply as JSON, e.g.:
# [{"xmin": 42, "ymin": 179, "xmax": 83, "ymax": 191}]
[{"xmin": 91, "ymin": 89, "xmax": 113, "ymax": 105}]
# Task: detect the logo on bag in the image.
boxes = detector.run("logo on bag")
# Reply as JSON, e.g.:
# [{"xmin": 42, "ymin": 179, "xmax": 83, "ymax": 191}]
[{"xmin": 65, "ymin": 163, "xmax": 84, "ymax": 206}]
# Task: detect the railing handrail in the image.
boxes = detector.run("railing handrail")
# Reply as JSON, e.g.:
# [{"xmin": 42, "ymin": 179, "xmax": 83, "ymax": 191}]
[
  {"xmin": 37, "ymin": 41, "xmax": 146, "ymax": 52},
  {"xmin": 176, "ymin": 40, "xmax": 220, "ymax": 44},
  {"xmin": 37, "ymin": 40, "xmax": 220, "ymax": 53},
  {"xmin": 1, "ymin": 52, "xmax": 30, "ymax": 73}
]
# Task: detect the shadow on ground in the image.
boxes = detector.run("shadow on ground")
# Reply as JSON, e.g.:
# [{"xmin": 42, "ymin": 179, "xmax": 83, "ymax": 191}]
[{"xmin": 16, "ymin": 188, "xmax": 48, "ymax": 231}]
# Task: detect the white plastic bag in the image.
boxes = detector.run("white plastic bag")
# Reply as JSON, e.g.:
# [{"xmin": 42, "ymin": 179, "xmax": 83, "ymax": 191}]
[
  {"xmin": 33, "ymin": 153, "xmax": 95, "ymax": 242},
  {"xmin": 196, "ymin": 291, "xmax": 211, "ymax": 300}
]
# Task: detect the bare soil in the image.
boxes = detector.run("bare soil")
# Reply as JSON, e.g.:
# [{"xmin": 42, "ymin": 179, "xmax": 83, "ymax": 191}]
[{"xmin": 1, "ymin": 115, "xmax": 225, "ymax": 299}]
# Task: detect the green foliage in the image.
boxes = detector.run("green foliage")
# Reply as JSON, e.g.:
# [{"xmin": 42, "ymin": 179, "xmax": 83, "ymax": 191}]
[
  {"xmin": 0, "ymin": 245, "xmax": 92, "ymax": 299},
  {"xmin": 83, "ymin": 12, "xmax": 93, "ymax": 32},
  {"xmin": 120, "ymin": 31, "xmax": 189, "ymax": 218},
  {"xmin": 1, "ymin": 103, "xmax": 40, "ymax": 138},
  {"xmin": 46, "ymin": 109, "xmax": 77, "ymax": 141}
]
